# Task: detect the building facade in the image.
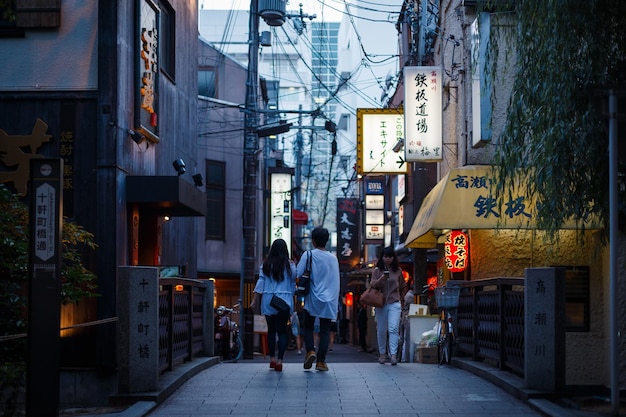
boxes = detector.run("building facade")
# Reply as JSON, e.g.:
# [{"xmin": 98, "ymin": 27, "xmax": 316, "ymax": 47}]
[
  {"xmin": 0, "ymin": 0, "xmax": 203, "ymax": 406},
  {"xmin": 392, "ymin": 0, "xmax": 626, "ymax": 388},
  {"xmin": 196, "ymin": 38, "xmax": 249, "ymax": 310}
]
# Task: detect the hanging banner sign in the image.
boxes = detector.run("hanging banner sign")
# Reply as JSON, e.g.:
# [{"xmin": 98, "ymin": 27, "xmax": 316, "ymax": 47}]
[
  {"xmin": 135, "ymin": 0, "xmax": 160, "ymax": 142},
  {"xmin": 444, "ymin": 230, "xmax": 468, "ymax": 272},
  {"xmin": 269, "ymin": 169, "xmax": 293, "ymax": 255},
  {"xmin": 356, "ymin": 108, "xmax": 407, "ymax": 175},
  {"xmin": 404, "ymin": 66, "xmax": 442, "ymax": 161},
  {"xmin": 336, "ymin": 198, "xmax": 360, "ymax": 270}
]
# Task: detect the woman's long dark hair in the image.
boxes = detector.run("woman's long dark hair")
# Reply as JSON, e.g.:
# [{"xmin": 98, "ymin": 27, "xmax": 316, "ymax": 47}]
[
  {"xmin": 376, "ymin": 246, "xmax": 399, "ymax": 272},
  {"xmin": 262, "ymin": 238, "xmax": 292, "ymax": 282}
]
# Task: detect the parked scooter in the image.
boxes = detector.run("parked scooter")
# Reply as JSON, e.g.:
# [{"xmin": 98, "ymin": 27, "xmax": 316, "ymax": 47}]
[{"xmin": 214, "ymin": 304, "xmax": 242, "ymax": 361}]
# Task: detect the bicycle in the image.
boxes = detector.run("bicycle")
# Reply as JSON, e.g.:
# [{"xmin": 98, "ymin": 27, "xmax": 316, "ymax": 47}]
[
  {"xmin": 421, "ymin": 282, "xmax": 437, "ymax": 314},
  {"xmin": 434, "ymin": 286, "xmax": 460, "ymax": 366}
]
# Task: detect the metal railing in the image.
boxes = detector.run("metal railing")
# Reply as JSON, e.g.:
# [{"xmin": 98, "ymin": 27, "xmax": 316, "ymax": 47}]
[
  {"xmin": 1, "ymin": 278, "xmax": 209, "ymax": 378},
  {"xmin": 455, "ymin": 277, "xmax": 526, "ymax": 376},
  {"xmin": 158, "ymin": 278, "xmax": 208, "ymax": 374}
]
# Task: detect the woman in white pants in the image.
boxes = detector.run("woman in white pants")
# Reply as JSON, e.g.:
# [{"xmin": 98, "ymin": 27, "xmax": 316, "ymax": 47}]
[{"xmin": 369, "ymin": 246, "xmax": 407, "ymax": 365}]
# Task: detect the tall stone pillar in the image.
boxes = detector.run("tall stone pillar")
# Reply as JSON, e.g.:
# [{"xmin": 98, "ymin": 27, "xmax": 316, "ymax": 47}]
[
  {"xmin": 117, "ymin": 266, "xmax": 159, "ymax": 393},
  {"xmin": 524, "ymin": 267, "xmax": 565, "ymax": 391}
]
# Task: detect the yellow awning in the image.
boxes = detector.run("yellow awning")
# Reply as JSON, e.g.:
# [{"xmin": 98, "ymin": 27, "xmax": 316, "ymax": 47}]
[{"xmin": 403, "ymin": 165, "xmax": 600, "ymax": 248}]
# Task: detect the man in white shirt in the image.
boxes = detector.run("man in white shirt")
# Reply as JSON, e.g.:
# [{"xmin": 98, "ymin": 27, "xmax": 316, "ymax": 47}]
[{"xmin": 296, "ymin": 227, "xmax": 340, "ymax": 371}]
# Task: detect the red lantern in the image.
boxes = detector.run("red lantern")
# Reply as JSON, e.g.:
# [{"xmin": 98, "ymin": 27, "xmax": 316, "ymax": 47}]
[
  {"xmin": 444, "ymin": 230, "xmax": 468, "ymax": 272},
  {"xmin": 344, "ymin": 291, "xmax": 353, "ymax": 306}
]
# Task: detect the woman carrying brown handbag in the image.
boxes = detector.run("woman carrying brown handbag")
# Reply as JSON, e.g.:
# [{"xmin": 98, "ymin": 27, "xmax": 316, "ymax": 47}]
[{"xmin": 369, "ymin": 246, "xmax": 407, "ymax": 365}]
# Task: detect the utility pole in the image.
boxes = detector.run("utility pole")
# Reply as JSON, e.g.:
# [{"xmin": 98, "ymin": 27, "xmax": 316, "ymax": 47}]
[
  {"xmin": 241, "ymin": 0, "xmax": 260, "ymax": 359},
  {"xmin": 418, "ymin": 0, "xmax": 428, "ymax": 64},
  {"xmin": 294, "ymin": 105, "xmax": 303, "ymax": 210},
  {"xmin": 241, "ymin": 0, "xmax": 293, "ymax": 358}
]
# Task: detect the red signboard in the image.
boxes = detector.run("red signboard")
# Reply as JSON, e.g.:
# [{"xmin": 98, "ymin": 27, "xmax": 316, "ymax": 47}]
[{"xmin": 444, "ymin": 230, "xmax": 468, "ymax": 272}]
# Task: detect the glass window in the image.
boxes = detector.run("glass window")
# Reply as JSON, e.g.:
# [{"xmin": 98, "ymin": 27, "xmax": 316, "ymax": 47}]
[
  {"xmin": 198, "ymin": 69, "xmax": 216, "ymax": 97},
  {"xmin": 563, "ymin": 266, "xmax": 590, "ymax": 332},
  {"xmin": 471, "ymin": 13, "xmax": 492, "ymax": 146}
]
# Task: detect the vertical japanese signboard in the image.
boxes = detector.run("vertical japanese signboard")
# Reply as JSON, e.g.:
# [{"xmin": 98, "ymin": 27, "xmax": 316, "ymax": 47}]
[
  {"xmin": 356, "ymin": 108, "xmax": 407, "ymax": 175},
  {"xmin": 59, "ymin": 106, "xmax": 76, "ymax": 217},
  {"xmin": 136, "ymin": 0, "xmax": 160, "ymax": 142},
  {"xmin": 336, "ymin": 198, "xmax": 360, "ymax": 270},
  {"xmin": 444, "ymin": 230, "xmax": 468, "ymax": 272},
  {"xmin": 27, "ymin": 158, "xmax": 63, "ymax": 417},
  {"xmin": 404, "ymin": 66, "xmax": 442, "ymax": 161},
  {"xmin": 269, "ymin": 169, "xmax": 293, "ymax": 256}
]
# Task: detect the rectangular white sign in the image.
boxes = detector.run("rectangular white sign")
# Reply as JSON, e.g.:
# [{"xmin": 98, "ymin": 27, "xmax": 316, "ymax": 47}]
[
  {"xmin": 356, "ymin": 109, "xmax": 408, "ymax": 175},
  {"xmin": 365, "ymin": 210, "xmax": 385, "ymax": 224},
  {"xmin": 365, "ymin": 225, "xmax": 384, "ymax": 240},
  {"xmin": 365, "ymin": 195, "xmax": 384, "ymax": 209},
  {"xmin": 270, "ymin": 172, "xmax": 291, "ymax": 254},
  {"xmin": 404, "ymin": 66, "xmax": 443, "ymax": 161}
]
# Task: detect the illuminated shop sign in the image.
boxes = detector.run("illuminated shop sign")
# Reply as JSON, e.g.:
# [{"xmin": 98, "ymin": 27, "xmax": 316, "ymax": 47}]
[
  {"xmin": 404, "ymin": 66, "xmax": 442, "ymax": 161},
  {"xmin": 269, "ymin": 171, "xmax": 292, "ymax": 255},
  {"xmin": 364, "ymin": 177, "xmax": 385, "ymax": 242},
  {"xmin": 444, "ymin": 230, "xmax": 468, "ymax": 272},
  {"xmin": 136, "ymin": 0, "xmax": 160, "ymax": 142},
  {"xmin": 336, "ymin": 198, "xmax": 360, "ymax": 269},
  {"xmin": 356, "ymin": 108, "xmax": 407, "ymax": 175}
]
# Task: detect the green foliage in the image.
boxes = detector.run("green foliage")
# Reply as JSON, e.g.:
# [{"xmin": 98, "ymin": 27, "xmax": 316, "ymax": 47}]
[
  {"xmin": 488, "ymin": 0, "xmax": 626, "ymax": 239},
  {"xmin": 0, "ymin": 185, "xmax": 99, "ymax": 304},
  {"xmin": 0, "ymin": 184, "xmax": 98, "ymax": 415},
  {"xmin": 60, "ymin": 221, "xmax": 98, "ymax": 303},
  {"xmin": 0, "ymin": 0, "xmax": 16, "ymax": 22}
]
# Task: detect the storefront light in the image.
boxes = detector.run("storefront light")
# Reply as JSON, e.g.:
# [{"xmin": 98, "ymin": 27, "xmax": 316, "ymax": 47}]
[{"xmin": 344, "ymin": 291, "xmax": 354, "ymax": 306}]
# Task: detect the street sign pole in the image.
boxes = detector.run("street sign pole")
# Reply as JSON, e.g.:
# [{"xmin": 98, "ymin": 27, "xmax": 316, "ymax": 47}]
[{"xmin": 27, "ymin": 158, "xmax": 63, "ymax": 417}]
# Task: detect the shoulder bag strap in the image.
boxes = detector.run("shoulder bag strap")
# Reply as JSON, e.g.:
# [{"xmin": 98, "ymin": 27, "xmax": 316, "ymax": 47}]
[{"xmin": 306, "ymin": 250, "xmax": 312, "ymax": 272}]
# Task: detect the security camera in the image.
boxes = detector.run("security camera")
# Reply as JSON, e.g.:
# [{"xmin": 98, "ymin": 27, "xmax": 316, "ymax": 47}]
[
  {"xmin": 392, "ymin": 139, "xmax": 404, "ymax": 153},
  {"xmin": 128, "ymin": 129, "xmax": 145, "ymax": 144},
  {"xmin": 172, "ymin": 159, "xmax": 186, "ymax": 175},
  {"xmin": 192, "ymin": 173, "xmax": 203, "ymax": 187}
]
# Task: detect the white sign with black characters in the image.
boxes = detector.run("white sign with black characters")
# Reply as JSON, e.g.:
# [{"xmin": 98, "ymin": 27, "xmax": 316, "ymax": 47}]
[
  {"xmin": 270, "ymin": 172, "xmax": 292, "ymax": 254},
  {"xmin": 404, "ymin": 66, "xmax": 443, "ymax": 161}
]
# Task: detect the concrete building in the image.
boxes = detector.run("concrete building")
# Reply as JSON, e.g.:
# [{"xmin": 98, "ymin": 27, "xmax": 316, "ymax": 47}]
[
  {"xmin": 198, "ymin": 8, "xmax": 345, "ymax": 251},
  {"xmin": 391, "ymin": 0, "xmax": 625, "ymax": 392},
  {"xmin": 0, "ymin": 0, "xmax": 204, "ymax": 407},
  {"xmin": 196, "ymin": 38, "xmax": 249, "ymax": 309}
]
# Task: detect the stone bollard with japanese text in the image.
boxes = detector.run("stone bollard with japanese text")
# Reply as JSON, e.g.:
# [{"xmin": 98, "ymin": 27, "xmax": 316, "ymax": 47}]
[
  {"xmin": 117, "ymin": 266, "xmax": 159, "ymax": 393},
  {"xmin": 524, "ymin": 267, "xmax": 565, "ymax": 391}
]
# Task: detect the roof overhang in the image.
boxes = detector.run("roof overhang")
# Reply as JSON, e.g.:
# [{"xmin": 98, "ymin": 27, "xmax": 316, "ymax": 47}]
[
  {"xmin": 126, "ymin": 176, "xmax": 206, "ymax": 217},
  {"xmin": 403, "ymin": 165, "xmax": 601, "ymax": 249}
]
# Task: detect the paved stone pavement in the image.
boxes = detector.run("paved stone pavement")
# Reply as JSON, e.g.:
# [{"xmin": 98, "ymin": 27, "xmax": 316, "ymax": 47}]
[
  {"xmin": 142, "ymin": 342, "xmax": 546, "ymax": 417},
  {"xmin": 62, "ymin": 343, "xmax": 611, "ymax": 417},
  {"xmin": 145, "ymin": 360, "xmax": 544, "ymax": 417}
]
